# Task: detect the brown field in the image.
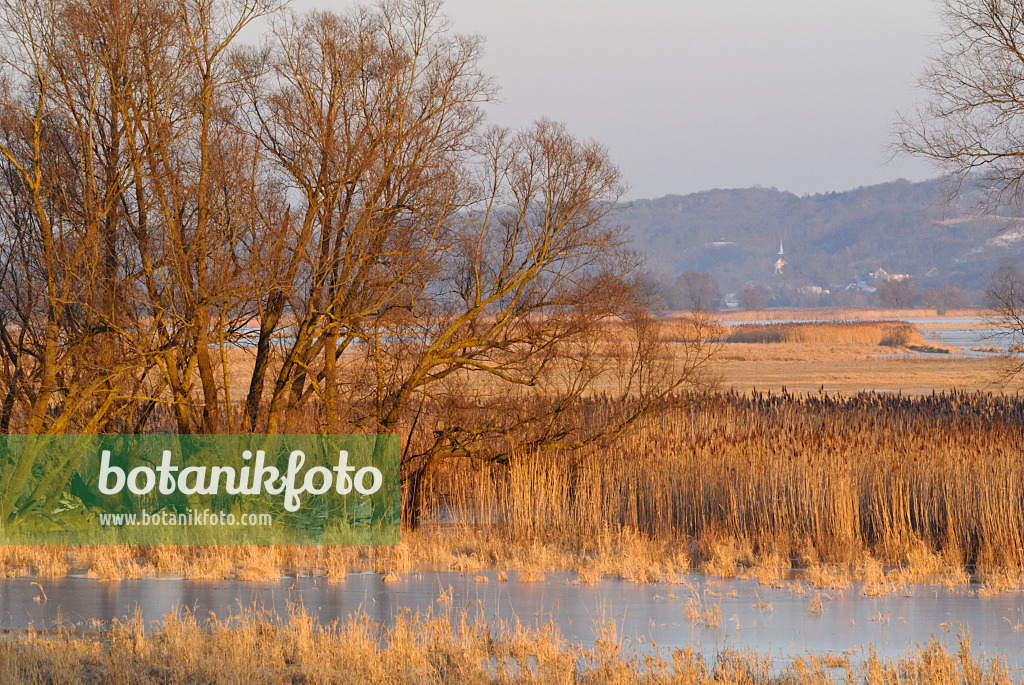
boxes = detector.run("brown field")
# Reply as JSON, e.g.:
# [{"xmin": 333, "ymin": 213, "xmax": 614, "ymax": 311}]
[
  {"xmin": 4, "ymin": 320, "xmax": 1024, "ymax": 679},
  {"xmin": 0, "ymin": 603, "xmax": 1010, "ymax": 685},
  {"xmin": 715, "ymin": 342, "xmax": 1007, "ymax": 394},
  {"xmin": 702, "ymin": 317, "xmax": 1015, "ymax": 394},
  {"xmin": 215, "ymin": 317, "xmax": 1013, "ymax": 399}
]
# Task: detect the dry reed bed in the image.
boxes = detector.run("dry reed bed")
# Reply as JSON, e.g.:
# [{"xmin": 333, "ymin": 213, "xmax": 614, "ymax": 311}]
[
  {"xmin": 724, "ymin": 321, "xmax": 927, "ymax": 346},
  {"xmin": 424, "ymin": 390, "xmax": 1024, "ymax": 578},
  {"xmin": 3, "ymin": 391, "xmax": 1024, "ymax": 585},
  {"xmin": 0, "ymin": 603, "xmax": 1013, "ymax": 684}
]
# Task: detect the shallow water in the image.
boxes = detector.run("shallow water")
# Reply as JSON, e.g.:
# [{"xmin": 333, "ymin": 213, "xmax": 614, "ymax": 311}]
[
  {"xmin": 917, "ymin": 324, "xmax": 1016, "ymax": 352},
  {"xmin": 2, "ymin": 573, "xmax": 1023, "ymax": 666},
  {"xmin": 720, "ymin": 317, "xmax": 993, "ymax": 327}
]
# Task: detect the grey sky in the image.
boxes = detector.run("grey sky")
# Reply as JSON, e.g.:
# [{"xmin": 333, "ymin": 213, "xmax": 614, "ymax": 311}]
[
  {"xmin": 431, "ymin": 0, "xmax": 944, "ymax": 200},
  {"xmin": 293, "ymin": 1, "xmax": 944, "ymax": 199}
]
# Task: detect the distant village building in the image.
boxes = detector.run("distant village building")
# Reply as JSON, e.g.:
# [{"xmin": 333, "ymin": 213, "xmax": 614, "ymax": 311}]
[
  {"xmin": 869, "ymin": 267, "xmax": 911, "ymax": 283},
  {"xmin": 774, "ymin": 241, "xmax": 786, "ymax": 274},
  {"xmin": 797, "ymin": 285, "xmax": 830, "ymax": 296},
  {"xmin": 844, "ymin": 281, "xmax": 877, "ymax": 294}
]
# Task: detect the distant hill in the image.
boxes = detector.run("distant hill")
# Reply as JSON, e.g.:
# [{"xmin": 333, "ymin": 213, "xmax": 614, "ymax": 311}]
[{"xmin": 615, "ymin": 177, "xmax": 1024, "ymax": 298}]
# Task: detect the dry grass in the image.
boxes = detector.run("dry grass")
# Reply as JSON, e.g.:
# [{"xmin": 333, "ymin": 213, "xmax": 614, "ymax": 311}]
[
  {"xmin": 726, "ymin": 320, "xmax": 927, "ymax": 347},
  {"xmin": 4, "ymin": 391, "xmax": 1024, "ymax": 589},
  {"xmin": 715, "ymin": 341, "xmax": 1003, "ymax": 395},
  {"xmin": 0, "ymin": 604, "xmax": 1012, "ymax": 684},
  {"xmin": 416, "ymin": 390, "xmax": 1024, "ymax": 580}
]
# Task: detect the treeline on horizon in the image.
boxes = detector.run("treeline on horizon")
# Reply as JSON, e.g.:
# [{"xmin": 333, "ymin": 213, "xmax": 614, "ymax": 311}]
[
  {"xmin": 621, "ymin": 177, "xmax": 1024, "ymax": 307},
  {"xmin": 648, "ymin": 267, "xmax": 985, "ymax": 312}
]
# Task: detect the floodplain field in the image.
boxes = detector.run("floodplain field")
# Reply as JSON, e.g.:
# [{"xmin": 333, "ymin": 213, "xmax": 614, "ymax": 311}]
[
  {"xmin": 716, "ymin": 341, "xmax": 1006, "ymax": 394},
  {"xmin": 3, "ymin": 316, "xmax": 1024, "ymax": 681},
  {"xmin": 2, "ymin": 317, "xmax": 1022, "ymax": 584},
  {"xmin": 711, "ymin": 314, "xmax": 1016, "ymax": 394}
]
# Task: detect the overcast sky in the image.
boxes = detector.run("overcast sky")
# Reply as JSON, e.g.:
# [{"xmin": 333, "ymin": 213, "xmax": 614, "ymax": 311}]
[
  {"xmin": 303, "ymin": 0, "xmax": 945, "ymax": 200},
  {"xmin": 430, "ymin": 0, "xmax": 945, "ymax": 200}
]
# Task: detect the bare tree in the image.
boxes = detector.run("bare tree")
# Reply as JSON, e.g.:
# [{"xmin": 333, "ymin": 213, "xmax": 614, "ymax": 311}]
[
  {"xmin": 0, "ymin": 0, "xmax": 718, "ymax": 526},
  {"xmin": 923, "ymin": 284, "xmax": 969, "ymax": 314},
  {"xmin": 876, "ymin": 278, "xmax": 918, "ymax": 309},
  {"xmin": 365, "ymin": 121, "xmax": 717, "ymax": 524},
  {"xmin": 897, "ymin": 0, "xmax": 1024, "ymax": 212},
  {"xmin": 236, "ymin": 1, "xmax": 493, "ymax": 435},
  {"xmin": 739, "ymin": 285, "xmax": 769, "ymax": 311},
  {"xmin": 669, "ymin": 271, "xmax": 720, "ymax": 312},
  {"xmin": 0, "ymin": 0, "xmax": 172, "ymax": 516},
  {"xmin": 987, "ymin": 258, "xmax": 1024, "ymax": 376},
  {"xmin": 896, "ymin": 0, "xmax": 1024, "ymax": 365}
]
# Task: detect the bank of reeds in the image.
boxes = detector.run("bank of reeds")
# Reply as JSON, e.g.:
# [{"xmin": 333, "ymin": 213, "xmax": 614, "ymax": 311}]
[
  {"xmin": 3, "ymin": 391, "xmax": 1024, "ymax": 583},
  {"xmin": 0, "ymin": 603, "xmax": 1012, "ymax": 684},
  {"xmin": 422, "ymin": 390, "xmax": 1024, "ymax": 576},
  {"xmin": 726, "ymin": 321, "xmax": 926, "ymax": 346}
]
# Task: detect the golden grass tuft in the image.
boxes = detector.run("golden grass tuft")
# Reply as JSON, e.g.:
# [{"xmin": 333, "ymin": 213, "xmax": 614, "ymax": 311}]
[
  {"xmin": 517, "ymin": 569, "xmax": 545, "ymax": 583},
  {"xmin": 79, "ymin": 545, "xmax": 145, "ymax": 580},
  {"xmin": 878, "ymin": 324, "xmax": 927, "ymax": 347}
]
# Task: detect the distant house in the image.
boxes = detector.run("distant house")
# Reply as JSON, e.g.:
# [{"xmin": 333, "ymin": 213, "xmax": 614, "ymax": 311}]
[
  {"xmin": 844, "ymin": 281, "xmax": 877, "ymax": 294},
  {"xmin": 869, "ymin": 267, "xmax": 910, "ymax": 283}
]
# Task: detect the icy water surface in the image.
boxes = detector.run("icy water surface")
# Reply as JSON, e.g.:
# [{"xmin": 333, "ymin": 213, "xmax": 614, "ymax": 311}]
[{"xmin": 2, "ymin": 573, "xmax": 1023, "ymax": 665}]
